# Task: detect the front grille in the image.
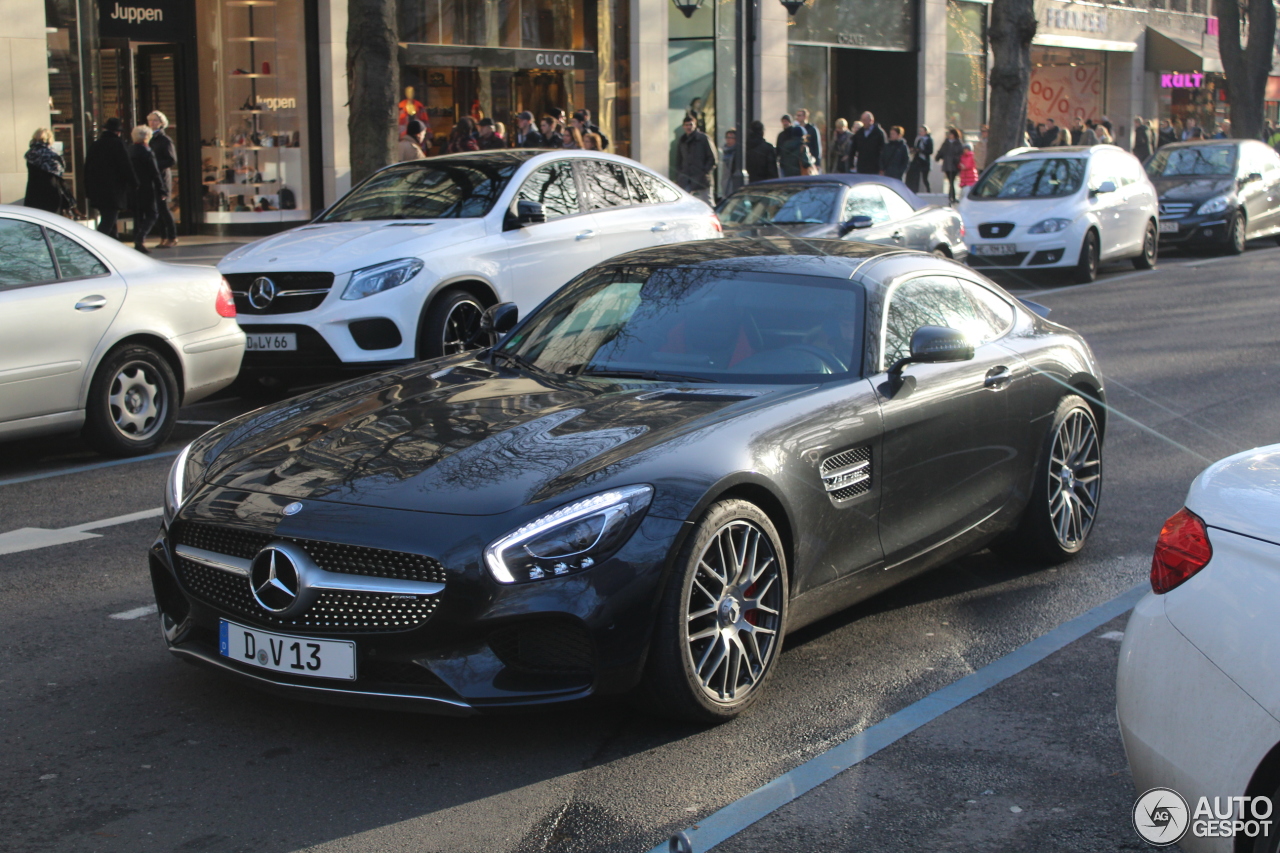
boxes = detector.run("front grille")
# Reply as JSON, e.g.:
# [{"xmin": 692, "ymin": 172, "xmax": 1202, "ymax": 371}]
[
  {"xmin": 820, "ymin": 446, "xmax": 872, "ymax": 502},
  {"xmin": 173, "ymin": 522, "xmax": 447, "ymax": 584},
  {"xmin": 488, "ymin": 620, "xmax": 595, "ymax": 676},
  {"xmin": 1159, "ymin": 202, "xmax": 1194, "ymax": 218},
  {"xmin": 978, "ymin": 222, "xmax": 1015, "ymax": 239},
  {"xmin": 225, "ymin": 272, "xmax": 335, "ymax": 316}
]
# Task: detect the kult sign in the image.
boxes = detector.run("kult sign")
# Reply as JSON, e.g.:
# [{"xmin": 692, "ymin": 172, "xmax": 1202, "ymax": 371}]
[{"xmin": 1162, "ymin": 72, "xmax": 1206, "ymax": 89}]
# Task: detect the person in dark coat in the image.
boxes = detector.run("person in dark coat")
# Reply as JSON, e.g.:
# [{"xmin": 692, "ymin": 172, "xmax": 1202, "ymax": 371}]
[
  {"xmin": 853, "ymin": 111, "xmax": 887, "ymax": 174},
  {"xmin": 935, "ymin": 127, "xmax": 965, "ymax": 204},
  {"xmin": 829, "ymin": 119, "xmax": 854, "ymax": 173},
  {"xmin": 147, "ymin": 111, "xmax": 178, "ymax": 247},
  {"xmin": 675, "ymin": 115, "xmax": 717, "ymax": 203},
  {"xmin": 1040, "ymin": 118, "xmax": 1061, "ymax": 147},
  {"xmin": 795, "ymin": 108, "xmax": 822, "ymax": 173},
  {"xmin": 24, "ymin": 127, "xmax": 66, "ymax": 213},
  {"xmin": 510, "ymin": 111, "xmax": 544, "ymax": 148},
  {"xmin": 1158, "ymin": 119, "xmax": 1178, "ymax": 148},
  {"xmin": 127, "ymin": 125, "xmax": 164, "ymax": 253},
  {"xmin": 476, "ymin": 117, "xmax": 505, "ymax": 150},
  {"xmin": 84, "ymin": 117, "xmax": 138, "ymax": 238},
  {"xmin": 745, "ymin": 120, "xmax": 779, "ymax": 183},
  {"xmin": 906, "ymin": 125, "xmax": 933, "ymax": 193},
  {"xmin": 776, "ymin": 115, "xmax": 813, "ymax": 177},
  {"xmin": 538, "ymin": 116, "xmax": 563, "ymax": 150},
  {"xmin": 1132, "ymin": 116, "xmax": 1155, "ymax": 162},
  {"xmin": 721, "ymin": 128, "xmax": 744, "ymax": 199},
  {"xmin": 881, "ymin": 126, "xmax": 910, "ymax": 181}
]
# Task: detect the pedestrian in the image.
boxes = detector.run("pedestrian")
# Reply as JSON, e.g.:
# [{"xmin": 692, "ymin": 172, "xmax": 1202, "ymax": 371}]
[
  {"xmin": 721, "ymin": 128, "xmax": 744, "ymax": 198},
  {"xmin": 1090, "ymin": 119, "xmax": 1110, "ymax": 145},
  {"xmin": 23, "ymin": 127, "xmax": 66, "ymax": 214},
  {"xmin": 510, "ymin": 111, "xmax": 543, "ymax": 148},
  {"xmin": 853, "ymin": 111, "xmax": 887, "ymax": 174},
  {"xmin": 1214, "ymin": 120, "xmax": 1232, "ymax": 139},
  {"xmin": 538, "ymin": 116, "xmax": 563, "ymax": 149},
  {"xmin": 583, "ymin": 131, "xmax": 603, "ymax": 150},
  {"xmin": 975, "ymin": 124, "xmax": 989, "ymax": 167},
  {"xmin": 1158, "ymin": 119, "xmax": 1178, "ymax": 147},
  {"xmin": 675, "ymin": 114, "xmax": 717, "ymax": 204},
  {"xmin": 936, "ymin": 127, "xmax": 964, "ymax": 204},
  {"xmin": 399, "ymin": 119, "xmax": 428, "ymax": 160},
  {"xmin": 882, "ymin": 126, "xmax": 910, "ymax": 181},
  {"xmin": 830, "ymin": 118, "xmax": 854, "ymax": 173},
  {"xmin": 476, "ymin": 117, "xmax": 505, "ymax": 150},
  {"xmin": 1132, "ymin": 116, "xmax": 1154, "ymax": 162},
  {"xmin": 776, "ymin": 114, "xmax": 814, "ymax": 177},
  {"xmin": 446, "ymin": 116, "xmax": 479, "ymax": 153},
  {"xmin": 745, "ymin": 120, "xmax": 778, "ymax": 183},
  {"xmin": 1041, "ymin": 117, "xmax": 1061, "ymax": 147},
  {"xmin": 127, "ymin": 125, "xmax": 164, "ymax": 254},
  {"xmin": 794, "ymin": 108, "xmax": 822, "ymax": 173},
  {"xmin": 495, "ymin": 121, "xmax": 507, "ymax": 141},
  {"xmin": 1100, "ymin": 115, "xmax": 1113, "ymax": 135},
  {"xmin": 1181, "ymin": 116, "xmax": 1199, "ymax": 141},
  {"xmin": 1070, "ymin": 117, "xmax": 1086, "ymax": 144},
  {"xmin": 83, "ymin": 117, "xmax": 138, "ymax": 238},
  {"xmin": 562, "ymin": 122, "xmax": 585, "ymax": 149},
  {"xmin": 577, "ymin": 109, "xmax": 609, "ymax": 149},
  {"xmin": 958, "ymin": 143, "xmax": 979, "ymax": 198},
  {"xmin": 1188, "ymin": 126, "xmax": 1205, "ymax": 140},
  {"xmin": 146, "ymin": 111, "xmax": 178, "ymax": 247},
  {"xmin": 906, "ymin": 125, "xmax": 933, "ymax": 193},
  {"xmin": 686, "ymin": 98, "xmax": 707, "ymax": 133}
]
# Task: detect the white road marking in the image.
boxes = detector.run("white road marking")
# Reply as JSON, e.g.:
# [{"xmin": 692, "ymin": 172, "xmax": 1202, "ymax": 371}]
[
  {"xmin": 0, "ymin": 507, "xmax": 163, "ymax": 556},
  {"xmin": 177, "ymin": 420, "xmax": 222, "ymax": 425},
  {"xmin": 1098, "ymin": 630, "xmax": 1125, "ymax": 641},
  {"xmin": 109, "ymin": 604, "xmax": 158, "ymax": 621}
]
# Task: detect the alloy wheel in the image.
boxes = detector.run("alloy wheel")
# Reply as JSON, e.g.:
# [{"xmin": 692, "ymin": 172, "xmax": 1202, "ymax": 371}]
[
  {"xmin": 1047, "ymin": 409, "xmax": 1102, "ymax": 549},
  {"xmin": 108, "ymin": 360, "xmax": 167, "ymax": 440},
  {"xmin": 441, "ymin": 299, "xmax": 484, "ymax": 355},
  {"xmin": 684, "ymin": 519, "xmax": 784, "ymax": 704}
]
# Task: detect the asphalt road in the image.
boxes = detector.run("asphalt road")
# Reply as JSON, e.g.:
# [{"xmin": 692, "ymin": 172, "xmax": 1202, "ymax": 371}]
[{"xmin": 3, "ymin": 242, "xmax": 1278, "ymax": 852}]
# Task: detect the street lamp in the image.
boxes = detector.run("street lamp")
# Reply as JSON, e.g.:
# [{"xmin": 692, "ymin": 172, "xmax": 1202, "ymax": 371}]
[
  {"xmin": 779, "ymin": 0, "xmax": 806, "ymax": 13},
  {"xmin": 671, "ymin": 0, "xmax": 705, "ymax": 18}
]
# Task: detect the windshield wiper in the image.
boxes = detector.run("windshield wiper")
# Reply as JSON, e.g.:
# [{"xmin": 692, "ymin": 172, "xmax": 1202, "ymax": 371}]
[
  {"xmin": 578, "ymin": 367, "xmax": 714, "ymax": 383},
  {"xmin": 491, "ymin": 349, "xmax": 556, "ymax": 379}
]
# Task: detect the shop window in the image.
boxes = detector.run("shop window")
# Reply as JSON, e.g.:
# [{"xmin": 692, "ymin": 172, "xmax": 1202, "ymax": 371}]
[
  {"xmin": 669, "ymin": 40, "xmax": 715, "ymax": 143},
  {"xmin": 788, "ymin": 0, "xmax": 915, "ymax": 51},
  {"xmin": 947, "ymin": 0, "xmax": 987, "ymax": 135}
]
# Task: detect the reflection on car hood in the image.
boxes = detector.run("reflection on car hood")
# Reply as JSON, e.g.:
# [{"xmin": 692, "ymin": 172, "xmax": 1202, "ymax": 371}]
[
  {"xmin": 218, "ymin": 219, "xmax": 486, "ymax": 273},
  {"xmin": 1151, "ymin": 176, "xmax": 1233, "ymax": 202},
  {"xmin": 720, "ymin": 222, "xmax": 837, "ymax": 239},
  {"xmin": 1186, "ymin": 444, "xmax": 1280, "ymax": 546},
  {"xmin": 197, "ymin": 360, "xmax": 775, "ymax": 515}
]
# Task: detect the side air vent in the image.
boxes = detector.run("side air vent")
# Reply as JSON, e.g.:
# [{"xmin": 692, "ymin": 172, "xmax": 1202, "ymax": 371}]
[{"xmin": 820, "ymin": 446, "xmax": 871, "ymax": 503}]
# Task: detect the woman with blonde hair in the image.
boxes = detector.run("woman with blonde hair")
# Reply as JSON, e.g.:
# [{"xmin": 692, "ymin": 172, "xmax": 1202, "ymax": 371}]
[
  {"xmin": 147, "ymin": 111, "xmax": 178, "ymax": 246},
  {"xmin": 24, "ymin": 127, "xmax": 67, "ymax": 213},
  {"xmin": 128, "ymin": 125, "xmax": 164, "ymax": 253}
]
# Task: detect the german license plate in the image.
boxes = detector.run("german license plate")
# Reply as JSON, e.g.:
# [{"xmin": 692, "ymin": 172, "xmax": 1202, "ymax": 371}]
[
  {"xmin": 245, "ymin": 333, "xmax": 297, "ymax": 351},
  {"xmin": 973, "ymin": 243, "xmax": 1017, "ymax": 256},
  {"xmin": 1159, "ymin": 221, "xmax": 1179, "ymax": 233},
  {"xmin": 219, "ymin": 620, "xmax": 356, "ymax": 680}
]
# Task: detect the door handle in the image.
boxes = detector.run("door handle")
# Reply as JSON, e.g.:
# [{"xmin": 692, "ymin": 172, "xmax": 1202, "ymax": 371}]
[
  {"xmin": 984, "ymin": 366, "xmax": 1013, "ymax": 389},
  {"xmin": 651, "ymin": 222, "xmax": 670, "ymax": 232},
  {"xmin": 576, "ymin": 230, "xmax": 595, "ymax": 240},
  {"xmin": 75, "ymin": 295, "xmax": 107, "ymax": 311}
]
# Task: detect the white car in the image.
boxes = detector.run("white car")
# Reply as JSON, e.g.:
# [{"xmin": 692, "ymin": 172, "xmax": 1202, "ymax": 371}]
[
  {"xmin": 1118, "ymin": 444, "xmax": 1280, "ymax": 852},
  {"xmin": 217, "ymin": 150, "xmax": 722, "ymax": 392},
  {"xmin": 0, "ymin": 206, "xmax": 244, "ymax": 456},
  {"xmin": 960, "ymin": 145, "xmax": 1158, "ymax": 283}
]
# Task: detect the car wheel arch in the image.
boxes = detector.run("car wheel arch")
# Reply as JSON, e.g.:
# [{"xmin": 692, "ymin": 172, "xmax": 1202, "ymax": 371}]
[
  {"xmin": 83, "ymin": 333, "xmax": 185, "ymax": 408},
  {"xmin": 415, "ymin": 279, "xmax": 499, "ymax": 358},
  {"xmin": 1238, "ymin": 739, "xmax": 1280, "ymax": 853},
  {"xmin": 1067, "ymin": 376, "xmax": 1106, "ymax": 440}
]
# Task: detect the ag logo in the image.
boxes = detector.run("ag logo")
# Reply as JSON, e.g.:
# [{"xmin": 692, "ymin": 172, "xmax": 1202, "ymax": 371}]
[{"xmin": 1134, "ymin": 787, "xmax": 1190, "ymax": 845}]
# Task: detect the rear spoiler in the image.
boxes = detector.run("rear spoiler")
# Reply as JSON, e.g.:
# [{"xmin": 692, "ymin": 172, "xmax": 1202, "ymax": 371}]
[{"xmin": 1018, "ymin": 298, "xmax": 1051, "ymax": 318}]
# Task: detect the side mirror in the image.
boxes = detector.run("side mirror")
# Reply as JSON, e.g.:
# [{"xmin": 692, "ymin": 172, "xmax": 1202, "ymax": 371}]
[
  {"xmin": 1246, "ymin": 172, "xmax": 1264, "ymax": 184},
  {"xmin": 480, "ymin": 302, "xmax": 518, "ymax": 346},
  {"xmin": 839, "ymin": 215, "xmax": 874, "ymax": 236},
  {"xmin": 1091, "ymin": 180, "xmax": 1117, "ymax": 195},
  {"xmin": 887, "ymin": 325, "xmax": 974, "ymax": 386},
  {"xmin": 516, "ymin": 200, "xmax": 546, "ymax": 225}
]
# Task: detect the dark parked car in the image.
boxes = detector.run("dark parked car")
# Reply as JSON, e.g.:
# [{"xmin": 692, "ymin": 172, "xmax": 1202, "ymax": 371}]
[
  {"xmin": 153, "ymin": 238, "xmax": 1104, "ymax": 722},
  {"xmin": 717, "ymin": 174, "xmax": 967, "ymax": 259},
  {"xmin": 1147, "ymin": 139, "xmax": 1280, "ymax": 254}
]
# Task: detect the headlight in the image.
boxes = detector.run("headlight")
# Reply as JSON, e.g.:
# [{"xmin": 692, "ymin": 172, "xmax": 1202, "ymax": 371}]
[
  {"xmin": 1197, "ymin": 195, "xmax": 1231, "ymax": 216},
  {"xmin": 1028, "ymin": 217, "xmax": 1073, "ymax": 234},
  {"xmin": 341, "ymin": 258, "xmax": 425, "ymax": 300},
  {"xmin": 484, "ymin": 485, "xmax": 654, "ymax": 584},
  {"xmin": 164, "ymin": 443, "xmax": 197, "ymax": 526}
]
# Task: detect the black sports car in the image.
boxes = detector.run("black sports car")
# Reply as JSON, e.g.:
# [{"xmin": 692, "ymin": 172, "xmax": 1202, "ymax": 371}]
[{"xmin": 152, "ymin": 238, "xmax": 1105, "ymax": 722}]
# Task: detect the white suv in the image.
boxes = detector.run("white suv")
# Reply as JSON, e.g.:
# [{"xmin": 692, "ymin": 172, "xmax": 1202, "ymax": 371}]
[
  {"xmin": 218, "ymin": 150, "xmax": 722, "ymax": 391},
  {"xmin": 959, "ymin": 145, "xmax": 1158, "ymax": 283}
]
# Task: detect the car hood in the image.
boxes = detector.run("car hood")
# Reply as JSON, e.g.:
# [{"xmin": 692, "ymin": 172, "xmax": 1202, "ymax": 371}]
[
  {"xmin": 194, "ymin": 359, "xmax": 778, "ymax": 516},
  {"xmin": 217, "ymin": 219, "xmax": 488, "ymax": 273},
  {"xmin": 958, "ymin": 196, "xmax": 1080, "ymax": 227},
  {"xmin": 1151, "ymin": 176, "xmax": 1233, "ymax": 202},
  {"xmin": 1185, "ymin": 444, "xmax": 1280, "ymax": 547},
  {"xmin": 720, "ymin": 222, "xmax": 837, "ymax": 239}
]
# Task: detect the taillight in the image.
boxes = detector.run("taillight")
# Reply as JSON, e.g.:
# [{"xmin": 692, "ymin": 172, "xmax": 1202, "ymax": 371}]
[
  {"xmin": 216, "ymin": 277, "xmax": 236, "ymax": 318},
  {"xmin": 1150, "ymin": 507, "xmax": 1212, "ymax": 594},
  {"xmin": 959, "ymin": 223, "xmax": 966, "ymax": 239},
  {"xmin": 710, "ymin": 214, "xmax": 723, "ymax": 233}
]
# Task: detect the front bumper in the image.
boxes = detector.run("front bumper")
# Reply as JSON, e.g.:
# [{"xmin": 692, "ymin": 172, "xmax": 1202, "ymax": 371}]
[
  {"xmin": 964, "ymin": 220, "xmax": 1085, "ymax": 270},
  {"xmin": 150, "ymin": 488, "xmax": 686, "ymax": 713},
  {"xmin": 1156, "ymin": 212, "xmax": 1234, "ymax": 247}
]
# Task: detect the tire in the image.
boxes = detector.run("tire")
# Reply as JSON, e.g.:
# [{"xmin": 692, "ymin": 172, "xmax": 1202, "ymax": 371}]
[
  {"xmin": 1226, "ymin": 210, "xmax": 1246, "ymax": 255},
  {"xmin": 82, "ymin": 344, "xmax": 179, "ymax": 456},
  {"xmin": 932, "ymin": 245, "xmax": 951, "ymax": 259},
  {"xmin": 1001, "ymin": 395, "xmax": 1102, "ymax": 564},
  {"xmin": 1072, "ymin": 230, "xmax": 1099, "ymax": 284},
  {"xmin": 641, "ymin": 499, "xmax": 789, "ymax": 723},
  {"xmin": 417, "ymin": 290, "xmax": 485, "ymax": 360},
  {"xmin": 1132, "ymin": 220, "xmax": 1157, "ymax": 270},
  {"xmin": 1249, "ymin": 783, "xmax": 1280, "ymax": 853}
]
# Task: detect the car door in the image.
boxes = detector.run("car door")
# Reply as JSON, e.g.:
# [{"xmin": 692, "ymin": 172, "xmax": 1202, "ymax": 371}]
[
  {"xmin": 625, "ymin": 166, "xmax": 690, "ymax": 244},
  {"xmin": 576, "ymin": 158, "xmax": 649, "ymax": 261},
  {"xmin": 1239, "ymin": 144, "xmax": 1274, "ymax": 238},
  {"xmin": 879, "ymin": 185, "xmax": 935, "ymax": 252},
  {"xmin": 1253, "ymin": 145, "xmax": 1280, "ymax": 237},
  {"xmin": 873, "ymin": 274, "xmax": 1019, "ymax": 566},
  {"xmin": 499, "ymin": 159, "xmax": 602, "ymax": 310},
  {"xmin": 0, "ymin": 217, "xmax": 124, "ymax": 423},
  {"xmin": 1087, "ymin": 154, "xmax": 1127, "ymax": 259},
  {"xmin": 1119, "ymin": 153, "xmax": 1156, "ymax": 251},
  {"xmin": 840, "ymin": 184, "xmax": 900, "ymax": 246}
]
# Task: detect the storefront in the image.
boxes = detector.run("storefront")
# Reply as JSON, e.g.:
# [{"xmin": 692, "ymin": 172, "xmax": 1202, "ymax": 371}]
[
  {"xmin": 1029, "ymin": 2, "xmax": 1137, "ymax": 138},
  {"xmin": 1144, "ymin": 20, "xmax": 1227, "ymax": 135}
]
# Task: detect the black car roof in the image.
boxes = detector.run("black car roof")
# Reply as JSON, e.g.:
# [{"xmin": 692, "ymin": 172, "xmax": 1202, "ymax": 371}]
[
  {"xmin": 744, "ymin": 173, "xmax": 928, "ymax": 212},
  {"xmin": 601, "ymin": 237, "xmax": 899, "ymax": 278}
]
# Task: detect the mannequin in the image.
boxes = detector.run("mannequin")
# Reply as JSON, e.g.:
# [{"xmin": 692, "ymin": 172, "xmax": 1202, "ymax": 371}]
[{"xmin": 398, "ymin": 86, "xmax": 428, "ymax": 138}]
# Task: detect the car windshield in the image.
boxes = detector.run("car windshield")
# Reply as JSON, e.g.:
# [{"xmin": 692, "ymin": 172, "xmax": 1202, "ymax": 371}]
[
  {"xmin": 970, "ymin": 158, "xmax": 1085, "ymax": 199},
  {"xmin": 717, "ymin": 185, "xmax": 841, "ymax": 225},
  {"xmin": 495, "ymin": 266, "xmax": 864, "ymax": 383},
  {"xmin": 319, "ymin": 159, "xmax": 521, "ymax": 221},
  {"xmin": 1145, "ymin": 146, "xmax": 1236, "ymax": 177}
]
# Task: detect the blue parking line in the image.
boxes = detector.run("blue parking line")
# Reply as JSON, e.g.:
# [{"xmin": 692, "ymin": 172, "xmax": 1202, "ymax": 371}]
[
  {"xmin": 652, "ymin": 582, "xmax": 1149, "ymax": 853},
  {"xmin": 0, "ymin": 450, "xmax": 180, "ymax": 488}
]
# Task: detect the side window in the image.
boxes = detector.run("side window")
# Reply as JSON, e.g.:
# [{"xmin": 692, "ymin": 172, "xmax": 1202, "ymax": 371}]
[
  {"xmin": 0, "ymin": 219, "xmax": 58, "ymax": 287},
  {"xmin": 961, "ymin": 280, "xmax": 1016, "ymax": 343},
  {"xmin": 879, "ymin": 187, "xmax": 916, "ymax": 221},
  {"xmin": 47, "ymin": 230, "xmax": 109, "ymax": 279},
  {"xmin": 842, "ymin": 185, "xmax": 890, "ymax": 225},
  {"xmin": 882, "ymin": 275, "xmax": 981, "ymax": 369},
  {"xmin": 579, "ymin": 160, "xmax": 632, "ymax": 211},
  {"xmin": 1260, "ymin": 146, "xmax": 1280, "ymax": 174},
  {"xmin": 516, "ymin": 161, "xmax": 581, "ymax": 220},
  {"xmin": 1088, "ymin": 156, "xmax": 1117, "ymax": 190},
  {"xmin": 629, "ymin": 168, "xmax": 680, "ymax": 203}
]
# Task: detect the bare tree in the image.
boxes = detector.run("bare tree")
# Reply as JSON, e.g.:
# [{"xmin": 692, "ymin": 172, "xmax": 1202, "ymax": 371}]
[
  {"xmin": 347, "ymin": 0, "xmax": 400, "ymax": 184},
  {"xmin": 1218, "ymin": 0, "xmax": 1276, "ymax": 140},
  {"xmin": 985, "ymin": 0, "xmax": 1037, "ymax": 167}
]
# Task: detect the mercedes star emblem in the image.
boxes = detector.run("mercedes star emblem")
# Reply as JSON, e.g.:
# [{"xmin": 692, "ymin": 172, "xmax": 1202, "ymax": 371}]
[
  {"xmin": 282, "ymin": 502, "xmax": 303, "ymax": 516},
  {"xmin": 249, "ymin": 547, "xmax": 300, "ymax": 613},
  {"xmin": 247, "ymin": 276, "xmax": 278, "ymax": 310}
]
